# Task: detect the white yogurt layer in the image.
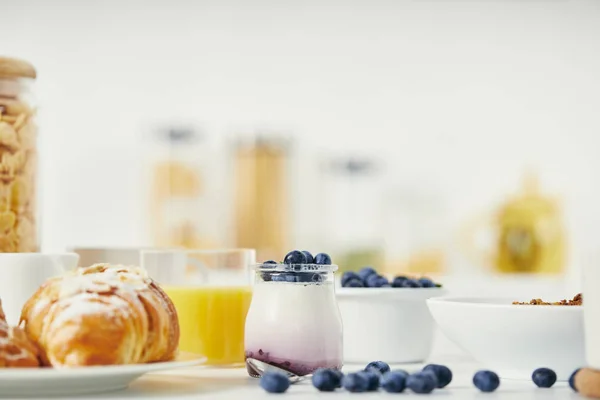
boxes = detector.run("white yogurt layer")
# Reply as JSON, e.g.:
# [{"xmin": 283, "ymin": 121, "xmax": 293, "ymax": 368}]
[{"xmin": 244, "ymin": 281, "xmax": 343, "ymax": 366}]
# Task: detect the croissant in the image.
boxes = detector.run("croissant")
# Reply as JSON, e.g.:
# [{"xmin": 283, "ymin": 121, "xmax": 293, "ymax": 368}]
[
  {"xmin": 20, "ymin": 263, "xmax": 179, "ymax": 367},
  {"xmin": 0, "ymin": 299, "xmax": 40, "ymax": 367}
]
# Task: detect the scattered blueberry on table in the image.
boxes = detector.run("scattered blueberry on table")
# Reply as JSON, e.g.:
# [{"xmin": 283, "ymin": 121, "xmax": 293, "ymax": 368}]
[
  {"xmin": 341, "ymin": 265, "xmax": 442, "ymax": 288},
  {"xmin": 357, "ymin": 370, "xmax": 380, "ymax": 391},
  {"xmin": 342, "ymin": 372, "xmax": 369, "ymax": 392},
  {"xmin": 331, "ymin": 369, "xmax": 344, "ymax": 388},
  {"xmin": 423, "ymin": 364, "xmax": 453, "ymax": 388},
  {"xmin": 260, "ymin": 371, "xmax": 290, "ymax": 393},
  {"xmin": 473, "ymin": 370, "xmax": 500, "ymax": 392},
  {"xmin": 569, "ymin": 368, "xmax": 580, "ymax": 392},
  {"xmin": 314, "ymin": 252, "xmax": 332, "ymax": 265},
  {"xmin": 312, "ymin": 369, "xmax": 339, "ymax": 392},
  {"xmin": 365, "ymin": 360, "xmax": 390, "ymax": 375},
  {"xmin": 406, "ymin": 372, "xmax": 437, "ymax": 394},
  {"xmin": 532, "ymin": 367, "xmax": 557, "ymax": 388},
  {"xmin": 381, "ymin": 371, "xmax": 408, "ymax": 393}
]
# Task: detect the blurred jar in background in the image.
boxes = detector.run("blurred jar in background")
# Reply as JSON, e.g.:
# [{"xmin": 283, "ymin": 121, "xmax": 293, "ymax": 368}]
[
  {"xmin": 382, "ymin": 188, "xmax": 447, "ymax": 276},
  {"xmin": 0, "ymin": 57, "xmax": 38, "ymax": 252},
  {"xmin": 320, "ymin": 157, "xmax": 384, "ymax": 273},
  {"xmin": 232, "ymin": 136, "xmax": 290, "ymax": 261},
  {"xmin": 148, "ymin": 126, "xmax": 216, "ymax": 249},
  {"xmin": 461, "ymin": 172, "xmax": 566, "ymax": 274}
]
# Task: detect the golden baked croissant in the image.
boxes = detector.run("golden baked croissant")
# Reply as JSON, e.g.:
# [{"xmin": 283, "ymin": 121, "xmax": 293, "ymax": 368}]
[
  {"xmin": 0, "ymin": 299, "xmax": 41, "ymax": 367},
  {"xmin": 20, "ymin": 263, "xmax": 179, "ymax": 367}
]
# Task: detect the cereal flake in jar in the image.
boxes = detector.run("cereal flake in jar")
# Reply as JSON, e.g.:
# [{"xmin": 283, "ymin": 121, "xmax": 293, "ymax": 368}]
[{"xmin": 0, "ymin": 56, "xmax": 38, "ymax": 253}]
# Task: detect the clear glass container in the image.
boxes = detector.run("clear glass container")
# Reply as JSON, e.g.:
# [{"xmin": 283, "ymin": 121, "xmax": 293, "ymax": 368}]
[
  {"xmin": 244, "ymin": 263, "xmax": 343, "ymax": 377},
  {"xmin": 141, "ymin": 248, "xmax": 255, "ymax": 366},
  {"xmin": 319, "ymin": 157, "xmax": 384, "ymax": 272},
  {"xmin": 0, "ymin": 57, "xmax": 38, "ymax": 253},
  {"xmin": 146, "ymin": 125, "xmax": 217, "ymax": 249},
  {"xmin": 231, "ymin": 135, "xmax": 291, "ymax": 261}
]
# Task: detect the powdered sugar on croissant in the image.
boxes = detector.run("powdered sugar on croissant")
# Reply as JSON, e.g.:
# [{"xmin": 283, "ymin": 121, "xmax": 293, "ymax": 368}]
[{"xmin": 20, "ymin": 263, "xmax": 179, "ymax": 367}]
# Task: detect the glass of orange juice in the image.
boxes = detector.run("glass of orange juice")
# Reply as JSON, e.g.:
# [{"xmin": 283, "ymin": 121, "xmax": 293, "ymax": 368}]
[{"xmin": 141, "ymin": 248, "xmax": 255, "ymax": 366}]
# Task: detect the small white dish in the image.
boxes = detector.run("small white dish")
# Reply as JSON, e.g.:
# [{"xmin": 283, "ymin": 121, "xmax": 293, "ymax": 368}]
[
  {"xmin": 337, "ymin": 287, "xmax": 446, "ymax": 364},
  {"xmin": 0, "ymin": 353, "xmax": 207, "ymax": 397},
  {"xmin": 427, "ymin": 296, "xmax": 584, "ymax": 380}
]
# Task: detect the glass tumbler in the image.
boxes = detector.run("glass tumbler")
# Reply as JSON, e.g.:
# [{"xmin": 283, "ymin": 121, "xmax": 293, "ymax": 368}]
[{"xmin": 141, "ymin": 248, "xmax": 255, "ymax": 366}]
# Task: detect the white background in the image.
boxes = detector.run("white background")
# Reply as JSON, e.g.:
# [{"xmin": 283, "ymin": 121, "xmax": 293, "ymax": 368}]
[{"xmin": 1, "ymin": 0, "xmax": 599, "ymax": 274}]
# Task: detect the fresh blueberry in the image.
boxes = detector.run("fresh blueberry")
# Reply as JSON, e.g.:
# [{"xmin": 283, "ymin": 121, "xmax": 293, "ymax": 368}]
[
  {"xmin": 423, "ymin": 364, "xmax": 453, "ymax": 388},
  {"xmin": 263, "ymin": 260, "xmax": 277, "ymax": 265},
  {"xmin": 272, "ymin": 273, "xmax": 297, "ymax": 282},
  {"xmin": 284, "ymin": 250, "xmax": 307, "ymax": 265},
  {"xmin": 314, "ymin": 253, "xmax": 332, "ymax": 265},
  {"xmin": 365, "ymin": 361, "xmax": 390, "ymax": 375},
  {"xmin": 358, "ymin": 267, "xmax": 377, "ymax": 281},
  {"xmin": 302, "ymin": 251, "xmax": 315, "ymax": 264},
  {"xmin": 312, "ymin": 369, "xmax": 338, "ymax": 392},
  {"xmin": 406, "ymin": 372, "xmax": 436, "ymax": 394},
  {"xmin": 345, "ymin": 278, "xmax": 365, "ymax": 287},
  {"xmin": 357, "ymin": 370, "xmax": 380, "ymax": 391},
  {"xmin": 342, "ymin": 372, "xmax": 369, "ymax": 392},
  {"xmin": 366, "ymin": 274, "xmax": 389, "ymax": 288},
  {"xmin": 421, "ymin": 370, "xmax": 439, "ymax": 388},
  {"xmin": 473, "ymin": 370, "xmax": 500, "ymax": 392},
  {"xmin": 401, "ymin": 279, "xmax": 422, "ymax": 288},
  {"xmin": 569, "ymin": 368, "xmax": 580, "ymax": 392},
  {"xmin": 381, "ymin": 371, "xmax": 408, "ymax": 393},
  {"xmin": 391, "ymin": 276, "xmax": 408, "ymax": 287},
  {"xmin": 341, "ymin": 271, "xmax": 360, "ymax": 286},
  {"xmin": 418, "ymin": 277, "xmax": 436, "ymax": 287},
  {"xmin": 331, "ymin": 370, "xmax": 344, "ymax": 388},
  {"xmin": 532, "ymin": 368, "xmax": 557, "ymax": 388},
  {"xmin": 260, "ymin": 371, "xmax": 290, "ymax": 393}
]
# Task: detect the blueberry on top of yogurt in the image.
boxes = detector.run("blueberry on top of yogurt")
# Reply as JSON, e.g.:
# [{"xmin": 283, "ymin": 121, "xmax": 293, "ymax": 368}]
[
  {"xmin": 314, "ymin": 253, "xmax": 332, "ymax": 265},
  {"xmin": 284, "ymin": 250, "xmax": 307, "ymax": 265},
  {"xmin": 302, "ymin": 251, "xmax": 315, "ymax": 264}
]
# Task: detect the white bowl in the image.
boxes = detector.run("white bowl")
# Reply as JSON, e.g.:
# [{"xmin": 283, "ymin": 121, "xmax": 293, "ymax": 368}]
[
  {"xmin": 337, "ymin": 287, "xmax": 446, "ymax": 364},
  {"xmin": 427, "ymin": 296, "xmax": 584, "ymax": 380}
]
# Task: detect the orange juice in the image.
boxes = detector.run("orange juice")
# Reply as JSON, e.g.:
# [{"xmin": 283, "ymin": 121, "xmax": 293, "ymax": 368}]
[{"xmin": 164, "ymin": 286, "xmax": 252, "ymax": 365}]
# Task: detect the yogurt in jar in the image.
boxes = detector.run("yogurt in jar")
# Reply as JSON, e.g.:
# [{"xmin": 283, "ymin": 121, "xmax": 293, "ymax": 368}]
[{"xmin": 244, "ymin": 264, "xmax": 343, "ymax": 376}]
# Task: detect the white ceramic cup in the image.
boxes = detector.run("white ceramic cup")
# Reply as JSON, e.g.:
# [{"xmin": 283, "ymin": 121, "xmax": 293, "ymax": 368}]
[
  {"xmin": 0, "ymin": 253, "xmax": 80, "ymax": 325},
  {"xmin": 584, "ymin": 251, "xmax": 600, "ymax": 368}
]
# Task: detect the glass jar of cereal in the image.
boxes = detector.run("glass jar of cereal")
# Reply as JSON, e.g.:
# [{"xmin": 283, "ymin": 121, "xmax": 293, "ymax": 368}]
[{"xmin": 0, "ymin": 56, "xmax": 38, "ymax": 252}]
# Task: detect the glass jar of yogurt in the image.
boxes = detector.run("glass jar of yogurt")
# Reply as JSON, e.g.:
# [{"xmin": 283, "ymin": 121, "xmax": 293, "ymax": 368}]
[{"xmin": 244, "ymin": 263, "xmax": 343, "ymax": 377}]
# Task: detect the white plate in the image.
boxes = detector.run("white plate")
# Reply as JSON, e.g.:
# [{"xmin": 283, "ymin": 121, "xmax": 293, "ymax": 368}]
[
  {"xmin": 427, "ymin": 296, "xmax": 584, "ymax": 381},
  {"xmin": 0, "ymin": 353, "xmax": 207, "ymax": 397}
]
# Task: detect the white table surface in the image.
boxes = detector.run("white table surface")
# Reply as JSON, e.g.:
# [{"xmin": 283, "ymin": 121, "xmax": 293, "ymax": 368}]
[{"xmin": 9, "ymin": 331, "xmax": 578, "ymax": 400}]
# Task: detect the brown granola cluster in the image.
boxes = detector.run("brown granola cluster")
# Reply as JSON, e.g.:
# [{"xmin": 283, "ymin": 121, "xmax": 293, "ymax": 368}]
[
  {"xmin": 512, "ymin": 293, "xmax": 582, "ymax": 306},
  {"xmin": 0, "ymin": 96, "xmax": 37, "ymax": 252}
]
